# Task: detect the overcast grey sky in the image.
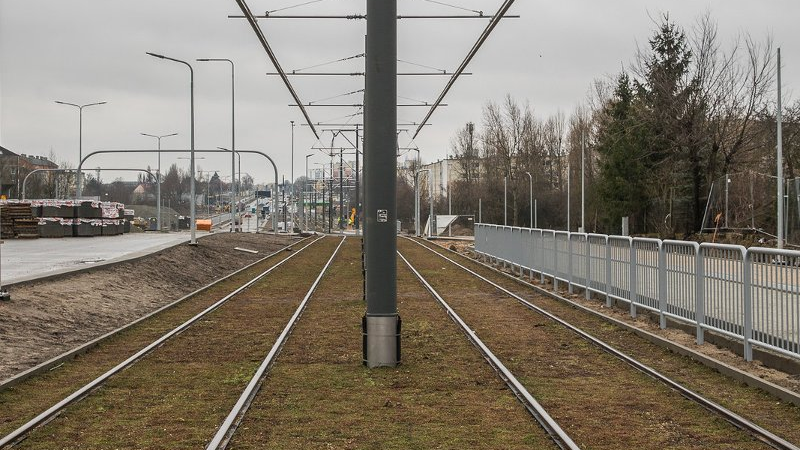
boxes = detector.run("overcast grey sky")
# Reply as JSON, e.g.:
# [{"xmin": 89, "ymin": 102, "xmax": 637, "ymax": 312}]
[{"xmin": 1, "ymin": 0, "xmax": 798, "ymax": 185}]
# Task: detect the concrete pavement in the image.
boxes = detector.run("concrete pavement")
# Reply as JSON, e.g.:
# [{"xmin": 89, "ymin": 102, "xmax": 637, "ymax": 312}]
[{"xmin": 0, "ymin": 231, "xmax": 210, "ymax": 285}]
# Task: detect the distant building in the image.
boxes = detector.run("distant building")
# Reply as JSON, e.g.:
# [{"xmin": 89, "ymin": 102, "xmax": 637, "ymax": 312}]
[
  {"xmin": 420, "ymin": 159, "xmax": 459, "ymax": 199},
  {"xmin": 0, "ymin": 146, "xmax": 59, "ymax": 198}
]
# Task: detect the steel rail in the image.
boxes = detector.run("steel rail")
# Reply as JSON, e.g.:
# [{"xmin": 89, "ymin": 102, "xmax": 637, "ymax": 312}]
[
  {"xmin": 404, "ymin": 237, "xmax": 800, "ymax": 450},
  {"xmin": 398, "ymin": 251, "xmax": 580, "ymax": 450},
  {"xmin": 206, "ymin": 236, "xmax": 347, "ymax": 450},
  {"xmin": 413, "ymin": 0, "xmax": 516, "ymax": 139},
  {"xmin": 0, "ymin": 235, "xmax": 325, "ymax": 448},
  {"xmin": 232, "ymin": 0, "xmax": 319, "ymax": 139},
  {"xmin": 0, "ymin": 235, "xmax": 312, "ymax": 391}
]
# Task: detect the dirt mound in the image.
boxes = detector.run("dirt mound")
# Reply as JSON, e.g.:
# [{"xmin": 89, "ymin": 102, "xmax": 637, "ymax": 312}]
[{"xmin": 0, "ymin": 232, "xmax": 294, "ymax": 380}]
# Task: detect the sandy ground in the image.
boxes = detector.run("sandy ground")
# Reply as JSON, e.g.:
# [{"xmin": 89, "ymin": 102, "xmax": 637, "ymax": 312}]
[
  {"xmin": 0, "ymin": 232, "xmax": 295, "ymax": 380},
  {"xmin": 442, "ymin": 240, "xmax": 800, "ymax": 395}
]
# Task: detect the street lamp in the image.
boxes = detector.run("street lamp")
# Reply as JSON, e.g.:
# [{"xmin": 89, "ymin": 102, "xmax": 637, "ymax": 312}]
[
  {"xmin": 198, "ymin": 58, "xmax": 236, "ymax": 232},
  {"xmin": 147, "ymin": 51, "xmax": 197, "ymax": 245},
  {"xmin": 141, "ymin": 132, "xmax": 178, "ymax": 232},
  {"xmin": 54, "ymin": 100, "xmax": 106, "ymax": 197},
  {"xmin": 305, "ymin": 153, "xmax": 313, "ymax": 230}
]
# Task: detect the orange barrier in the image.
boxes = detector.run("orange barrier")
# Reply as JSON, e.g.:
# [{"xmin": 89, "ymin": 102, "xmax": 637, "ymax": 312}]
[{"xmin": 196, "ymin": 219, "xmax": 212, "ymax": 231}]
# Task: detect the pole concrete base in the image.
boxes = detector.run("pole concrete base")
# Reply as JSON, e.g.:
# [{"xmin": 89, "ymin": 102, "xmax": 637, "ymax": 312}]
[{"xmin": 362, "ymin": 314, "xmax": 401, "ymax": 368}]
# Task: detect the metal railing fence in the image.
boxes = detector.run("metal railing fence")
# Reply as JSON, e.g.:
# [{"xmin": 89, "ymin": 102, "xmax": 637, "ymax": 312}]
[{"xmin": 474, "ymin": 223, "xmax": 800, "ymax": 362}]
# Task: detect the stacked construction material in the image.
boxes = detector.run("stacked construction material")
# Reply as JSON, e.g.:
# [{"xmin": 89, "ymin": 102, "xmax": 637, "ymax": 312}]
[
  {"xmin": 0, "ymin": 200, "xmax": 40, "ymax": 238},
  {"xmin": 100, "ymin": 202, "xmax": 125, "ymax": 236},
  {"xmin": 18, "ymin": 200, "xmax": 134, "ymax": 239}
]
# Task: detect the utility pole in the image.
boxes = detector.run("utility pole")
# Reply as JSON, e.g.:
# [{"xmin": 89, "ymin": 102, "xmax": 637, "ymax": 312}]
[
  {"xmin": 363, "ymin": 0, "xmax": 399, "ymax": 368},
  {"xmin": 581, "ymin": 131, "xmax": 585, "ymax": 232},
  {"xmin": 777, "ymin": 47, "xmax": 784, "ymax": 249},
  {"xmin": 567, "ymin": 160, "xmax": 571, "ymax": 231}
]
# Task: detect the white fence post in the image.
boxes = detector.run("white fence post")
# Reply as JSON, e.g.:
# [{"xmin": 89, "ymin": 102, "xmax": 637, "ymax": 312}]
[
  {"xmin": 743, "ymin": 249, "xmax": 753, "ymax": 361},
  {"xmin": 630, "ymin": 241, "xmax": 637, "ymax": 318},
  {"xmin": 605, "ymin": 239, "xmax": 612, "ymax": 307},
  {"xmin": 567, "ymin": 232, "xmax": 574, "ymax": 294},
  {"xmin": 658, "ymin": 243, "xmax": 667, "ymax": 329},
  {"xmin": 696, "ymin": 250, "xmax": 705, "ymax": 345},
  {"xmin": 585, "ymin": 235, "xmax": 591, "ymax": 300}
]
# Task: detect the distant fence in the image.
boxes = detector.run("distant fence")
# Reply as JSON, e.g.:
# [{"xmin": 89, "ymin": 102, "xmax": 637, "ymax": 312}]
[{"xmin": 474, "ymin": 223, "xmax": 800, "ymax": 362}]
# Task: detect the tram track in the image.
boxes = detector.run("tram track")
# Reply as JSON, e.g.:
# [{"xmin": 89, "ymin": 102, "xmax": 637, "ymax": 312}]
[
  {"xmin": 206, "ymin": 236, "xmax": 346, "ymax": 449},
  {"xmin": 220, "ymin": 238, "xmax": 555, "ymax": 449},
  {"xmin": 415, "ymin": 237, "xmax": 800, "ymax": 445},
  {"xmin": 0, "ymin": 235, "xmax": 336, "ymax": 449},
  {"xmin": 399, "ymin": 236, "xmax": 799, "ymax": 450}
]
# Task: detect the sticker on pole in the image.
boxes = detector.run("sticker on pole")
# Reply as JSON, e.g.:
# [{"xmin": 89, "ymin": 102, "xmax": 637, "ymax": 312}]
[{"xmin": 377, "ymin": 209, "xmax": 388, "ymax": 223}]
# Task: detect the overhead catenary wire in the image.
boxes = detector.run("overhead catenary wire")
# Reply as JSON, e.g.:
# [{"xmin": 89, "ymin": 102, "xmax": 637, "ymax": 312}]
[
  {"xmin": 423, "ymin": 0, "xmax": 483, "ymax": 16},
  {"xmin": 398, "ymin": 58, "xmax": 447, "ymax": 73},
  {"xmin": 309, "ymin": 88, "xmax": 364, "ymax": 105},
  {"xmin": 398, "ymin": 95, "xmax": 433, "ymax": 105},
  {"xmin": 293, "ymin": 53, "xmax": 364, "ymax": 73},
  {"xmin": 413, "ymin": 0, "xmax": 517, "ymax": 139},
  {"xmin": 232, "ymin": 0, "xmax": 319, "ymax": 139},
  {"xmin": 265, "ymin": 0, "xmax": 325, "ymax": 15}
]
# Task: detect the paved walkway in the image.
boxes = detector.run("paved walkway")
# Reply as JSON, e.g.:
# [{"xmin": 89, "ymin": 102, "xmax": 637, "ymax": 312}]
[{"xmin": 1, "ymin": 231, "xmax": 210, "ymax": 285}]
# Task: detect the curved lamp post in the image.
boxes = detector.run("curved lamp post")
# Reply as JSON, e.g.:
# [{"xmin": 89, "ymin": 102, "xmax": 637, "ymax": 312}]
[{"xmin": 77, "ymin": 148, "xmax": 279, "ymax": 234}]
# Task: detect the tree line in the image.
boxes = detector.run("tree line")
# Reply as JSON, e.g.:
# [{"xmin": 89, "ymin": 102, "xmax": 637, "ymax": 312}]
[{"xmin": 443, "ymin": 13, "xmax": 799, "ymax": 239}]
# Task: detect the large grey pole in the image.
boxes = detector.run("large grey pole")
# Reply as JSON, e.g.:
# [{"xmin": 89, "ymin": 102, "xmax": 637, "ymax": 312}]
[
  {"xmin": 777, "ymin": 48, "xmax": 784, "ymax": 249},
  {"xmin": 363, "ymin": 0, "xmax": 399, "ymax": 368},
  {"xmin": 197, "ymin": 58, "xmax": 236, "ymax": 232},
  {"xmin": 147, "ymin": 52, "xmax": 197, "ymax": 245},
  {"xmin": 525, "ymin": 172, "xmax": 532, "ymax": 228},
  {"xmin": 141, "ymin": 132, "xmax": 177, "ymax": 232}
]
